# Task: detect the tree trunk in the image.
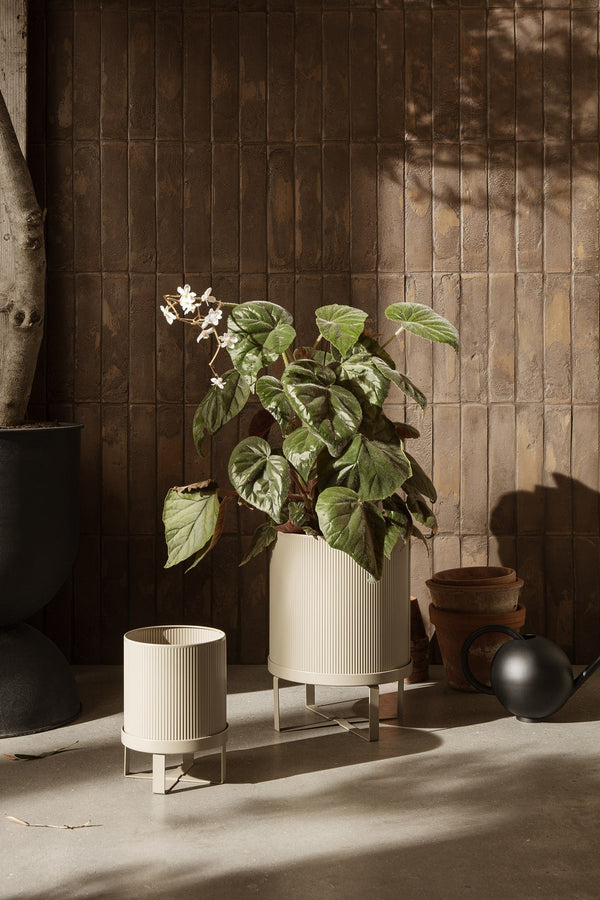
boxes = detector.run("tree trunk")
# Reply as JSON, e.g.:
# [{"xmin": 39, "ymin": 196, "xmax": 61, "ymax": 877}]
[{"xmin": 0, "ymin": 87, "xmax": 45, "ymax": 427}]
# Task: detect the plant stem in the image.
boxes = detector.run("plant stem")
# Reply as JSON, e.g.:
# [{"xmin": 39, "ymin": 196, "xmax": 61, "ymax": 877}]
[
  {"xmin": 381, "ymin": 325, "xmax": 404, "ymax": 350},
  {"xmin": 310, "ymin": 334, "xmax": 323, "ymax": 355}
]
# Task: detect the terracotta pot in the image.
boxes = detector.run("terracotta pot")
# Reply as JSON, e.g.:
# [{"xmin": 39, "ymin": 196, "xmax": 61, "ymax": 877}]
[
  {"xmin": 430, "ymin": 566, "xmax": 516, "ymax": 587},
  {"xmin": 429, "ymin": 603, "xmax": 527, "ymax": 692},
  {"xmin": 426, "ymin": 566, "xmax": 523, "ymax": 613}
]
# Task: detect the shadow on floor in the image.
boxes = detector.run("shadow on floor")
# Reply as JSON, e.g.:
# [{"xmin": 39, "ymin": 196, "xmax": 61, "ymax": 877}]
[{"xmin": 11, "ymin": 748, "xmax": 600, "ymax": 900}]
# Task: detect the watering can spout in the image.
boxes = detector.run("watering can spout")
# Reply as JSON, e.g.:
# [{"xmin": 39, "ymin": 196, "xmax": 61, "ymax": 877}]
[{"xmin": 573, "ymin": 653, "xmax": 600, "ymax": 693}]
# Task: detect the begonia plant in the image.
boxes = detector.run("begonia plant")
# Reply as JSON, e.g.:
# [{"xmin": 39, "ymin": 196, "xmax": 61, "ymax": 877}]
[{"xmin": 160, "ymin": 286, "xmax": 458, "ymax": 579}]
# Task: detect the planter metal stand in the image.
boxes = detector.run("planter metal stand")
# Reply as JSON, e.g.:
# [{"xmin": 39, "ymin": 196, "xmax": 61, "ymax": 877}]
[
  {"xmin": 122, "ymin": 730, "xmax": 228, "ymax": 794},
  {"xmin": 272, "ymin": 676, "xmax": 408, "ymax": 743}
]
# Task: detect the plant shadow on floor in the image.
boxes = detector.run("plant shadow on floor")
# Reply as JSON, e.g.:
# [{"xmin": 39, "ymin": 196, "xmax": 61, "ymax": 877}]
[{"xmin": 11, "ymin": 749, "xmax": 600, "ymax": 900}]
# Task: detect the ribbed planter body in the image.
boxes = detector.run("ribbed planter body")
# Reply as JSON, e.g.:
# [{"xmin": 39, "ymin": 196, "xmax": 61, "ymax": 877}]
[
  {"xmin": 268, "ymin": 533, "xmax": 411, "ymax": 686},
  {"xmin": 122, "ymin": 625, "xmax": 227, "ymax": 754},
  {"xmin": 0, "ymin": 424, "xmax": 82, "ymax": 737},
  {"xmin": 430, "ymin": 603, "xmax": 527, "ymax": 692}
]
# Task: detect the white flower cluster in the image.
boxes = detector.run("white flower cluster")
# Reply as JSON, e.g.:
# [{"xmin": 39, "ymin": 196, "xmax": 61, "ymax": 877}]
[{"xmin": 160, "ymin": 284, "xmax": 238, "ymax": 389}]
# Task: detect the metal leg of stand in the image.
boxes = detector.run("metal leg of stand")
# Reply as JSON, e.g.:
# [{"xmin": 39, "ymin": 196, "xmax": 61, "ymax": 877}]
[
  {"xmin": 368, "ymin": 685, "xmax": 379, "ymax": 742},
  {"xmin": 397, "ymin": 680, "xmax": 404, "ymax": 722},
  {"xmin": 273, "ymin": 676, "xmax": 381, "ymax": 742},
  {"xmin": 273, "ymin": 675, "xmax": 281, "ymax": 732},
  {"xmin": 220, "ymin": 744, "xmax": 226, "ymax": 783},
  {"xmin": 152, "ymin": 754, "xmax": 166, "ymax": 794}
]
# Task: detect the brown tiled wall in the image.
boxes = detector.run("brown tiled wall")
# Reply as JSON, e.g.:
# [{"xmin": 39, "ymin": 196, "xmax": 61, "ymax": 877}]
[{"xmin": 28, "ymin": 0, "xmax": 600, "ymax": 663}]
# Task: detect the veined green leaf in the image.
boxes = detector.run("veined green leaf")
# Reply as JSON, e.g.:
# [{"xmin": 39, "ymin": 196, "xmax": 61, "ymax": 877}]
[
  {"xmin": 335, "ymin": 347, "xmax": 390, "ymax": 408},
  {"xmin": 163, "ymin": 486, "xmax": 220, "ymax": 568},
  {"xmin": 404, "ymin": 453, "xmax": 437, "ymax": 502},
  {"xmin": 315, "ymin": 304, "xmax": 368, "ymax": 357},
  {"xmin": 359, "ymin": 403, "xmax": 400, "ymax": 444},
  {"xmin": 282, "ymin": 426, "xmax": 325, "ymax": 482},
  {"xmin": 282, "ymin": 360, "xmax": 362, "ymax": 457},
  {"xmin": 240, "ymin": 522, "xmax": 278, "ymax": 566},
  {"xmin": 320, "ymin": 434, "xmax": 411, "ymax": 501},
  {"xmin": 256, "ymin": 376, "xmax": 295, "ymax": 432},
  {"xmin": 315, "ymin": 486, "xmax": 386, "ymax": 580},
  {"xmin": 357, "ymin": 332, "xmax": 397, "ymax": 369},
  {"xmin": 371, "ymin": 358, "xmax": 427, "ymax": 409},
  {"xmin": 406, "ymin": 490, "xmax": 438, "ymax": 532},
  {"xmin": 382, "ymin": 495, "xmax": 412, "ymax": 559},
  {"xmin": 193, "ymin": 369, "xmax": 251, "ymax": 456},
  {"xmin": 228, "ymin": 436, "xmax": 290, "ymax": 523},
  {"xmin": 227, "ymin": 301, "xmax": 296, "ymax": 381},
  {"xmin": 385, "ymin": 302, "xmax": 459, "ymax": 351}
]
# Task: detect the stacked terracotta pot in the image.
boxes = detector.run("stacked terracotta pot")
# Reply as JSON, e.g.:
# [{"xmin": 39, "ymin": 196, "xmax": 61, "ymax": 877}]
[{"xmin": 427, "ymin": 567, "xmax": 526, "ymax": 691}]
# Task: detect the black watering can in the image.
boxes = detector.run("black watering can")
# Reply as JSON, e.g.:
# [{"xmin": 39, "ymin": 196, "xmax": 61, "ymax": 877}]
[{"xmin": 461, "ymin": 626, "xmax": 600, "ymax": 722}]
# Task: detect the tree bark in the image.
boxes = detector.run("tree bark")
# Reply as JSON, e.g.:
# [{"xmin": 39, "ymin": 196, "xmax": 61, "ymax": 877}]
[{"xmin": 0, "ymin": 87, "xmax": 45, "ymax": 427}]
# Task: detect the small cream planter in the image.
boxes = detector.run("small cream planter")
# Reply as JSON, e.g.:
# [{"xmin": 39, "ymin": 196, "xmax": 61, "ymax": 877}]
[
  {"xmin": 121, "ymin": 625, "xmax": 228, "ymax": 793},
  {"xmin": 268, "ymin": 533, "xmax": 412, "ymax": 741}
]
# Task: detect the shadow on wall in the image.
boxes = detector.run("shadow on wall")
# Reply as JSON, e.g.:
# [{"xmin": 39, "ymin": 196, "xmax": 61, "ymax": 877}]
[
  {"xmin": 490, "ymin": 473, "xmax": 600, "ymax": 665},
  {"xmin": 379, "ymin": 12, "xmax": 599, "ymax": 210}
]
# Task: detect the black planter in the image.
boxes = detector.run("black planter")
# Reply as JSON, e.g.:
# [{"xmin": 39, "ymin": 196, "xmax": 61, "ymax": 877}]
[{"xmin": 0, "ymin": 423, "xmax": 83, "ymax": 737}]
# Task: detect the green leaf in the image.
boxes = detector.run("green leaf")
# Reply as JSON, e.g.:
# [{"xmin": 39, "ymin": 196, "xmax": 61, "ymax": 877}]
[
  {"xmin": 184, "ymin": 494, "xmax": 233, "ymax": 572},
  {"xmin": 282, "ymin": 426, "xmax": 325, "ymax": 482},
  {"xmin": 404, "ymin": 453, "xmax": 437, "ymax": 502},
  {"xmin": 385, "ymin": 302, "xmax": 459, "ymax": 351},
  {"xmin": 315, "ymin": 304, "xmax": 368, "ymax": 357},
  {"xmin": 163, "ymin": 485, "xmax": 220, "ymax": 568},
  {"xmin": 335, "ymin": 347, "xmax": 390, "ymax": 408},
  {"xmin": 240, "ymin": 522, "xmax": 278, "ymax": 566},
  {"xmin": 382, "ymin": 495, "xmax": 412, "ymax": 559},
  {"xmin": 193, "ymin": 369, "xmax": 251, "ymax": 456},
  {"xmin": 228, "ymin": 436, "xmax": 291, "ymax": 523},
  {"xmin": 282, "ymin": 360, "xmax": 362, "ymax": 457},
  {"xmin": 359, "ymin": 403, "xmax": 400, "ymax": 444},
  {"xmin": 357, "ymin": 332, "xmax": 397, "ymax": 369},
  {"xmin": 371, "ymin": 358, "xmax": 427, "ymax": 409},
  {"xmin": 321, "ymin": 434, "xmax": 411, "ymax": 501},
  {"xmin": 405, "ymin": 490, "xmax": 438, "ymax": 532},
  {"xmin": 315, "ymin": 487, "xmax": 386, "ymax": 580},
  {"xmin": 410, "ymin": 522, "xmax": 430, "ymax": 550},
  {"xmin": 256, "ymin": 376, "xmax": 295, "ymax": 432},
  {"xmin": 227, "ymin": 301, "xmax": 296, "ymax": 381},
  {"xmin": 395, "ymin": 422, "xmax": 421, "ymax": 441}
]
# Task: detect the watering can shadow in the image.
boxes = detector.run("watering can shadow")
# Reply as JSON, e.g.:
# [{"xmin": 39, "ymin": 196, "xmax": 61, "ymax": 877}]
[{"xmin": 461, "ymin": 626, "xmax": 600, "ymax": 722}]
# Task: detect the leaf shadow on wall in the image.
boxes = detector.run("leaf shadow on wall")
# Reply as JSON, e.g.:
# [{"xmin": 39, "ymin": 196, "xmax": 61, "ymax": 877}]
[
  {"xmin": 489, "ymin": 473, "xmax": 600, "ymax": 665},
  {"xmin": 379, "ymin": 15, "xmax": 599, "ymax": 213}
]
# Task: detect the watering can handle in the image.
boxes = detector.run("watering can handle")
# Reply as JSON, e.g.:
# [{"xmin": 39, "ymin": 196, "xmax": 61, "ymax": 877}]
[{"xmin": 460, "ymin": 625, "xmax": 524, "ymax": 694}]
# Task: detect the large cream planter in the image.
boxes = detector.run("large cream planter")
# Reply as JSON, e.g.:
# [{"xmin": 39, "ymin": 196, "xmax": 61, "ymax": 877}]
[{"xmin": 268, "ymin": 533, "xmax": 412, "ymax": 686}]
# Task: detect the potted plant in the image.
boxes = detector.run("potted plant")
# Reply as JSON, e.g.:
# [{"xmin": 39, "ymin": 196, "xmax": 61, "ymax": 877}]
[
  {"xmin": 0, "ymin": 88, "xmax": 81, "ymax": 736},
  {"xmin": 160, "ymin": 283, "xmax": 458, "ymax": 736}
]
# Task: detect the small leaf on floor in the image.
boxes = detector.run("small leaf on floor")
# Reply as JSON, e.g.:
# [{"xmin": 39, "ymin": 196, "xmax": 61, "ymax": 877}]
[
  {"xmin": 2, "ymin": 741, "xmax": 79, "ymax": 761},
  {"xmin": 5, "ymin": 815, "xmax": 99, "ymax": 830}
]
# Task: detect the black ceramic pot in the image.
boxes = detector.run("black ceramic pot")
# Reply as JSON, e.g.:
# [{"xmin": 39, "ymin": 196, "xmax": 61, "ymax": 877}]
[{"xmin": 0, "ymin": 423, "xmax": 83, "ymax": 737}]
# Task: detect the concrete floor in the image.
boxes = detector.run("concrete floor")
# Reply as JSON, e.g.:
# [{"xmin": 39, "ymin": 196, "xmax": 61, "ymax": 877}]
[{"xmin": 1, "ymin": 664, "xmax": 599, "ymax": 900}]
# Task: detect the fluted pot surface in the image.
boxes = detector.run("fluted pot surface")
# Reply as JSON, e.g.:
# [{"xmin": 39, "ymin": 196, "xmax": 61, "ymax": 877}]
[{"xmin": 268, "ymin": 533, "xmax": 411, "ymax": 686}]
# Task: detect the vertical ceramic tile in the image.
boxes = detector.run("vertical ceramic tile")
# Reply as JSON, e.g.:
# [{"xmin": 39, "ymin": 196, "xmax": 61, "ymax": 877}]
[
  {"xmin": 376, "ymin": 9, "xmax": 402, "ymax": 140},
  {"xmin": 268, "ymin": 12, "xmax": 294, "ymax": 142}
]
